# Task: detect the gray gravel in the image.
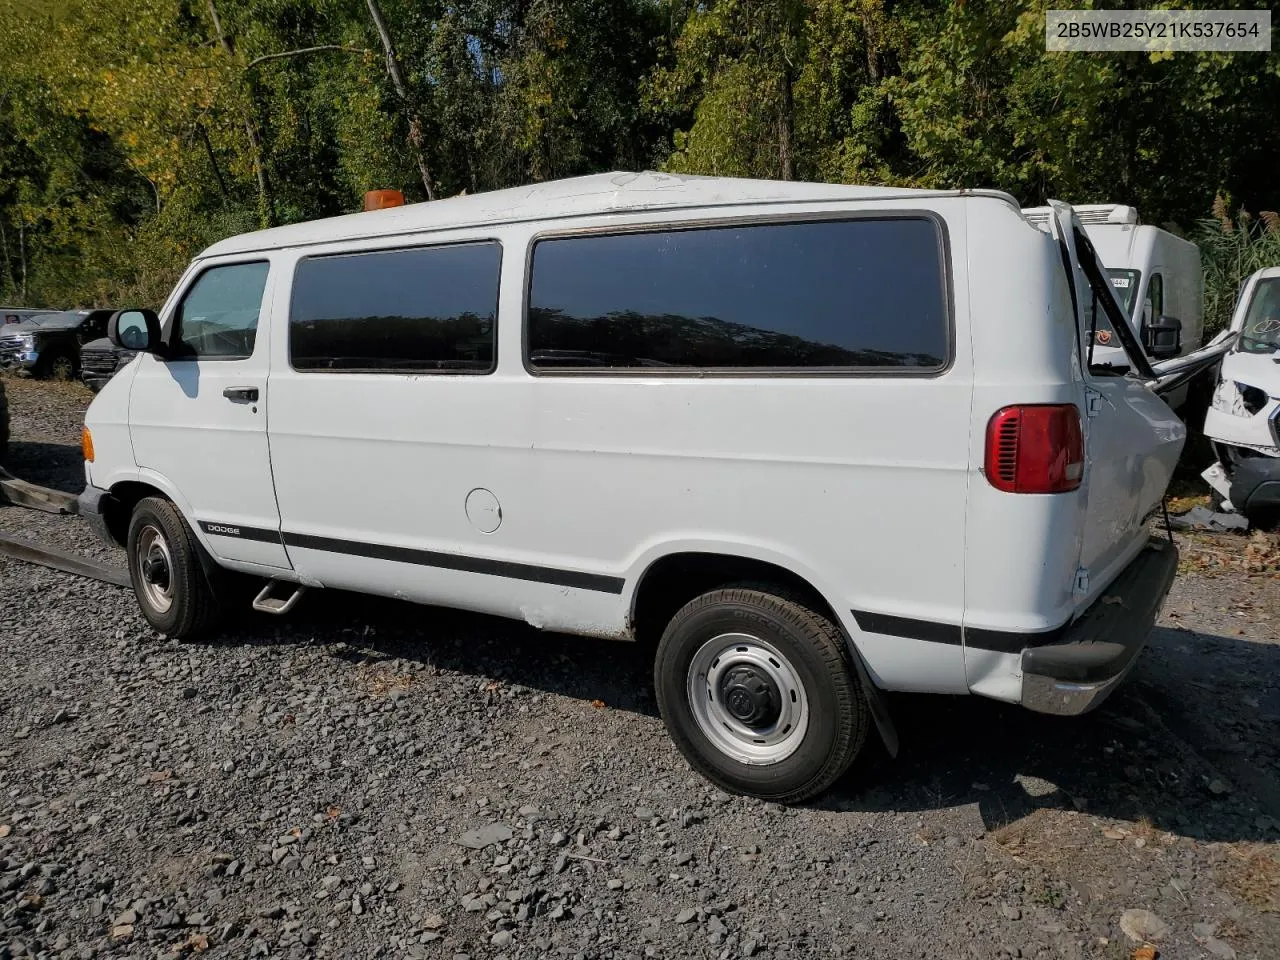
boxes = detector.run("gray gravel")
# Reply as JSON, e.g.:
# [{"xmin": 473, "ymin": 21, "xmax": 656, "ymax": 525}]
[{"xmin": 2, "ymin": 378, "xmax": 1278, "ymax": 959}]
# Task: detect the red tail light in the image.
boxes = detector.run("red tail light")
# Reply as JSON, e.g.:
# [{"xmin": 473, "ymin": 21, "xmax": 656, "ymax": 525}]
[{"xmin": 984, "ymin": 404, "xmax": 1083, "ymax": 494}]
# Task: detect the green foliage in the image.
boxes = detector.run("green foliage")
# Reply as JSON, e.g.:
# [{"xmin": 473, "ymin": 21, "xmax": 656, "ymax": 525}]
[
  {"xmin": 1, "ymin": 0, "xmax": 1279, "ymax": 309},
  {"xmin": 1194, "ymin": 201, "xmax": 1280, "ymax": 337}
]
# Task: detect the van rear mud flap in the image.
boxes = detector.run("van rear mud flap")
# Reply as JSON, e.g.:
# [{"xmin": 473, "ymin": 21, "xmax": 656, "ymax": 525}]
[{"xmin": 842, "ymin": 640, "xmax": 900, "ymax": 758}]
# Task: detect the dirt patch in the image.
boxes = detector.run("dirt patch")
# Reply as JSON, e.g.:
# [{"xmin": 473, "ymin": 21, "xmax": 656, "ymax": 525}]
[{"xmin": 1216, "ymin": 844, "xmax": 1280, "ymax": 913}]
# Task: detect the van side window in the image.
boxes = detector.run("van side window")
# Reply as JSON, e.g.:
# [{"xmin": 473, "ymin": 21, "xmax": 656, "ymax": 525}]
[
  {"xmin": 526, "ymin": 218, "xmax": 949, "ymax": 372},
  {"xmin": 1143, "ymin": 273, "xmax": 1163, "ymax": 323},
  {"xmin": 173, "ymin": 261, "xmax": 270, "ymax": 360},
  {"xmin": 289, "ymin": 242, "xmax": 501, "ymax": 373}
]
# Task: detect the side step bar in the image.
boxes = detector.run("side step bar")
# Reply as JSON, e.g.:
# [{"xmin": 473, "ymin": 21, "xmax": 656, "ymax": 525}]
[{"xmin": 252, "ymin": 580, "xmax": 306, "ymax": 616}]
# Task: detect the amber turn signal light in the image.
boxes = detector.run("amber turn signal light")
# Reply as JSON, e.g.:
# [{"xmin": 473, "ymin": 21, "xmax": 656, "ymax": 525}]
[
  {"xmin": 363, "ymin": 189, "xmax": 405, "ymax": 211},
  {"xmin": 82, "ymin": 425, "xmax": 95, "ymax": 463}
]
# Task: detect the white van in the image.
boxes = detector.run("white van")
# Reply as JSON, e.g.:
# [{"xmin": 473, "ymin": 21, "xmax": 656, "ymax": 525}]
[
  {"xmin": 78, "ymin": 173, "xmax": 1228, "ymax": 802},
  {"xmin": 1201, "ymin": 266, "xmax": 1280, "ymax": 528},
  {"xmin": 1022, "ymin": 205, "xmax": 1205, "ymax": 407}
]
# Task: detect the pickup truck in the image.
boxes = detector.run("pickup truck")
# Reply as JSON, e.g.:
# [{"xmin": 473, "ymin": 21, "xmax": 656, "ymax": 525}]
[
  {"xmin": 79, "ymin": 336, "xmax": 138, "ymax": 392},
  {"xmin": 0, "ymin": 309, "xmax": 113, "ymax": 379}
]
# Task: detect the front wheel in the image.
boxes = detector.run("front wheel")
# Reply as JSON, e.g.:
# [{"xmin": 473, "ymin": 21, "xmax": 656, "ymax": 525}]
[
  {"xmin": 654, "ymin": 586, "xmax": 868, "ymax": 804},
  {"xmin": 126, "ymin": 497, "xmax": 220, "ymax": 639}
]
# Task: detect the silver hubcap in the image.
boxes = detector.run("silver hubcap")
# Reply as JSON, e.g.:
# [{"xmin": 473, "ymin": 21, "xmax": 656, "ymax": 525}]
[
  {"xmin": 136, "ymin": 524, "xmax": 174, "ymax": 614},
  {"xmin": 687, "ymin": 633, "xmax": 810, "ymax": 765}
]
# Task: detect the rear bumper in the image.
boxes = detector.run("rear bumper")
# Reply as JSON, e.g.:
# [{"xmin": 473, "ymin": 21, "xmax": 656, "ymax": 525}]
[{"xmin": 1020, "ymin": 537, "xmax": 1178, "ymax": 716}]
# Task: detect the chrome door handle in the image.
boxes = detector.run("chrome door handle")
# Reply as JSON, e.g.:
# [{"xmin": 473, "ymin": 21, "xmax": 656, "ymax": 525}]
[{"xmin": 223, "ymin": 386, "xmax": 259, "ymax": 403}]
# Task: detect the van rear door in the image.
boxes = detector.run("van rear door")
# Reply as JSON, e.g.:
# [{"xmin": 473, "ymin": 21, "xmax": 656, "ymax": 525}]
[{"xmin": 1046, "ymin": 202, "xmax": 1184, "ymax": 607}]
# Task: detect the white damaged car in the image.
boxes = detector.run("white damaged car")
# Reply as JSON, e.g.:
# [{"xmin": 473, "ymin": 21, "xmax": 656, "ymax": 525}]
[{"xmin": 1202, "ymin": 266, "xmax": 1280, "ymax": 529}]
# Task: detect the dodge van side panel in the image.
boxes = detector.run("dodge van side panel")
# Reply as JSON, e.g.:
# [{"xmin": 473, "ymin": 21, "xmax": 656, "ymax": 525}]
[
  {"xmin": 510, "ymin": 203, "xmax": 973, "ymax": 694},
  {"xmin": 262, "ymin": 201, "xmax": 974, "ymax": 694}
]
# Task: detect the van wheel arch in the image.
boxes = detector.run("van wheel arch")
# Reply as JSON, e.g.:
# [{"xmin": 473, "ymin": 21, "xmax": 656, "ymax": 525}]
[
  {"xmin": 630, "ymin": 551, "xmax": 899, "ymax": 757},
  {"xmin": 104, "ymin": 481, "xmax": 170, "ymax": 546},
  {"xmin": 108, "ymin": 481, "xmax": 232, "ymax": 600}
]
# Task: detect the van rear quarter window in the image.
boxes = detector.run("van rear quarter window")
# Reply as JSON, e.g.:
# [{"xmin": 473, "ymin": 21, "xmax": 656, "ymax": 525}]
[
  {"xmin": 289, "ymin": 241, "xmax": 501, "ymax": 373},
  {"xmin": 526, "ymin": 217, "xmax": 950, "ymax": 372}
]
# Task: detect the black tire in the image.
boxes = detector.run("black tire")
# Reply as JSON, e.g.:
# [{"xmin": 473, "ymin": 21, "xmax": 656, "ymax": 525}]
[
  {"xmin": 125, "ymin": 496, "xmax": 220, "ymax": 639},
  {"xmin": 654, "ymin": 586, "xmax": 868, "ymax": 804},
  {"xmin": 36, "ymin": 351, "xmax": 75, "ymax": 381},
  {"xmin": 1248, "ymin": 507, "xmax": 1280, "ymax": 533},
  {"xmin": 0, "ymin": 379, "xmax": 8, "ymax": 464}
]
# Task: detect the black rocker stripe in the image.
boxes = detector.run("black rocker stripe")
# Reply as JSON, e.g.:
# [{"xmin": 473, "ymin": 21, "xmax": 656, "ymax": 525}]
[
  {"xmin": 281, "ymin": 530, "xmax": 626, "ymax": 595},
  {"xmin": 963, "ymin": 623, "xmax": 1070, "ymax": 654},
  {"xmin": 849, "ymin": 610, "xmax": 962, "ymax": 646},
  {"xmin": 198, "ymin": 520, "xmax": 284, "ymax": 544},
  {"xmin": 849, "ymin": 609, "xmax": 1069, "ymax": 653}
]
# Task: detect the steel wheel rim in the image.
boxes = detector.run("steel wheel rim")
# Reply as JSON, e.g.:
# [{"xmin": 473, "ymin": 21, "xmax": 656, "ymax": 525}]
[
  {"xmin": 687, "ymin": 632, "xmax": 810, "ymax": 765},
  {"xmin": 136, "ymin": 524, "xmax": 174, "ymax": 614}
]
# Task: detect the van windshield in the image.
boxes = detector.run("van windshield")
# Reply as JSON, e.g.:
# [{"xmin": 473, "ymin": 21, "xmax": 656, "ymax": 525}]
[
  {"xmin": 1240, "ymin": 277, "xmax": 1280, "ymax": 354},
  {"xmin": 1105, "ymin": 269, "xmax": 1140, "ymax": 316},
  {"xmin": 1082, "ymin": 270, "xmax": 1139, "ymax": 355}
]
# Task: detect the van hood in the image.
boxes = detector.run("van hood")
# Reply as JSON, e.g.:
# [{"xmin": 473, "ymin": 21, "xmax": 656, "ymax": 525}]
[
  {"xmin": 1205, "ymin": 349, "xmax": 1280, "ymax": 455},
  {"xmin": 1220, "ymin": 350, "xmax": 1280, "ymax": 396}
]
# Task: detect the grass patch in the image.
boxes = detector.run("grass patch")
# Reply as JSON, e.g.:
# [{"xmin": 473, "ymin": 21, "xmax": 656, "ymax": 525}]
[{"xmin": 1218, "ymin": 844, "xmax": 1280, "ymax": 913}]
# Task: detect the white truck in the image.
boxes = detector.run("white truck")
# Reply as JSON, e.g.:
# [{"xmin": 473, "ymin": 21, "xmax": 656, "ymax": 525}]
[
  {"xmin": 1023, "ymin": 204, "xmax": 1205, "ymax": 409},
  {"xmin": 78, "ymin": 174, "xmax": 1229, "ymax": 802},
  {"xmin": 1201, "ymin": 266, "xmax": 1280, "ymax": 529}
]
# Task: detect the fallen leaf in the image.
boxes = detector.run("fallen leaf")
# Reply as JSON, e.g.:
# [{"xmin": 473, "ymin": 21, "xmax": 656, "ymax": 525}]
[
  {"xmin": 325, "ymin": 806, "xmax": 341, "ymax": 819},
  {"xmin": 111, "ymin": 923, "xmax": 134, "ymax": 939},
  {"xmin": 1132, "ymin": 946, "xmax": 1158, "ymax": 960},
  {"xmin": 171, "ymin": 933, "xmax": 210, "ymax": 954},
  {"xmin": 590, "ymin": 699, "xmax": 606, "ymax": 709},
  {"xmin": 1103, "ymin": 827, "xmax": 1128, "ymax": 840},
  {"xmin": 1120, "ymin": 908, "xmax": 1170, "ymax": 943},
  {"xmin": 148, "ymin": 769, "xmax": 172, "ymax": 783}
]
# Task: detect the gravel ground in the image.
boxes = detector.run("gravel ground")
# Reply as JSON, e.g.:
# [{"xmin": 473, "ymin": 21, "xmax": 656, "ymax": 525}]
[{"xmin": 2, "ymin": 376, "xmax": 1278, "ymax": 960}]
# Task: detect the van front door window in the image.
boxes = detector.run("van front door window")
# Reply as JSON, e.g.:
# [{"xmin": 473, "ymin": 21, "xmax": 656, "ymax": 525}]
[{"xmin": 172, "ymin": 261, "xmax": 270, "ymax": 360}]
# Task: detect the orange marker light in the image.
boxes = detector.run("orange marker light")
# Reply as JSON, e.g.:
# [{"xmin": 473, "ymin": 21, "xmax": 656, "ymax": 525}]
[
  {"xmin": 82, "ymin": 426, "xmax": 95, "ymax": 463},
  {"xmin": 363, "ymin": 189, "xmax": 405, "ymax": 211}
]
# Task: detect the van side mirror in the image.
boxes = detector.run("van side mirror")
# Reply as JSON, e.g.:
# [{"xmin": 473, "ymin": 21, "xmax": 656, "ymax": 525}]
[
  {"xmin": 1143, "ymin": 315, "xmax": 1181, "ymax": 360},
  {"xmin": 109, "ymin": 309, "xmax": 163, "ymax": 354}
]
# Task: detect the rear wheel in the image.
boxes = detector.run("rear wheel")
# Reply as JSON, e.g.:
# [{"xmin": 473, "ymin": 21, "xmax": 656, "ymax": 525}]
[
  {"xmin": 654, "ymin": 586, "xmax": 868, "ymax": 804},
  {"xmin": 126, "ymin": 497, "xmax": 220, "ymax": 639},
  {"xmin": 38, "ymin": 351, "xmax": 76, "ymax": 381}
]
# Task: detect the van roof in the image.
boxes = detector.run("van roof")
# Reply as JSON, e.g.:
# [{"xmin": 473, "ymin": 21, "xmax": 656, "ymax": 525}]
[{"xmin": 199, "ymin": 171, "xmax": 1018, "ymax": 259}]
